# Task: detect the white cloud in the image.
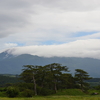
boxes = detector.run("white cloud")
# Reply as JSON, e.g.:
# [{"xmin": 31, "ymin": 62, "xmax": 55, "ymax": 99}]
[
  {"xmin": 1, "ymin": 8, "xmax": 100, "ymax": 45},
  {"xmin": 0, "ymin": 0, "xmax": 100, "ymax": 39},
  {"xmin": 6, "ymin": 39, "xmax": 100, "ymax": 59},
  {"xmin": 5, "ymin": 43, "xmax": 18, "ymax": 47}
]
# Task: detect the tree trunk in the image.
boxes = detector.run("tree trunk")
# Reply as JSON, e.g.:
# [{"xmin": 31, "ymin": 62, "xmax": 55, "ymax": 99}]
[
  {"xmin": 33, "ymin": 75, "xmax": 37, "ymax": 95},
  {"xmin": 54, "ymin": 82, "xmax": 57, "ymax": 93}
]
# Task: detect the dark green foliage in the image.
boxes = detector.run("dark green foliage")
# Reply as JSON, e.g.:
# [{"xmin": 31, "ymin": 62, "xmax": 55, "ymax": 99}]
[
  {"xmin": 39, "ymin": 88, "xmax": 55, "ymax": 96},
  {"xmin": 74, "ymin": 69, "xmax": 92, "ymax": 92},
  {"xmin": 0, "ymin": 63, "xmax": 93, "ymax": 97},
  {"xmin": 6, "ymin": 86, "xmax": 19, "ymax": 97},
  {"xmin": 0, "ymin": 75, "xmax": 21, "ymax": 87},
  {"xmin": 21, "ymin": 89, "xmax": 34, "ymax": 97},
  {"xmin": 20, "ymin": 65, "xmax": 40, "ymax": 95},
  {"xmin": 0, "ymin": 87, "xmax": 6, "ymax": 92},
  {"xmin": 0, "ymin": 87, "xmax": 7, "ymax": 97},
  {"xmin": 19, "ymin": 63, "xmax": 71, "ymax": 95},
  {"xmin": 59, "ymin": 73, "xmax": 75, "ymax": 89},
  {"xmin": 0, "ymin": 92, "xmax": 6, "ymax": 97},
  {"xmin": 17, "ymin": 83, "xmax": 34, "ymax": 92},
  {"xmin": 43, "ymin": 63, "xmax": 69, "ymax": 93},
  {"xmin": 95, "ymin": 85, "xmax": 100, "ymax": 90}
]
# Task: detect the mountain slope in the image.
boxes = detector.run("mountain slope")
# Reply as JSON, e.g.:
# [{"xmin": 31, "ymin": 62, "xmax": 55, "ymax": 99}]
[{"xmin": 0, "ymin": 51, "xmax": 100, "ymax": 77}]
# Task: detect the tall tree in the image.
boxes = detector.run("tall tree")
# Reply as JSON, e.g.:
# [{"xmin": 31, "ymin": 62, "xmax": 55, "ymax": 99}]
[
  {"xmin": 74, "ymin": 69, "xmax": 92, "ymax": 91},
  {"xmin": 35, "ymin": 65, "xmax": 48, "ymax": 88},
  {"xmin": 20, "ymin": 63, "xmax": 71, "ymax": 95},
  {"xmin": 20, "ymin": 65, "xmax": 39, "ymax": 95},
  {"xmin": 44, "ymin": 63, "xmax": 69, "ymax": 93}
]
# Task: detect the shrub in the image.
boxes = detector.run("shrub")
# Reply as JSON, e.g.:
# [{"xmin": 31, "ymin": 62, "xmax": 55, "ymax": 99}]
[
  {"xmin": 17, "ymin": 83, "xmax": 34, "ymax": 92},
  {"xmin": 0, "ymin": 87, "xmax": 6, "ymax": 92},
  {"xmin": 0, "ymin": 92, "xmax": 6, "ymax": 97},
  {"xmin": 21, "ymin": 89, "xmax": 34, "ymax": 97},
  {"xmin": 40, "ymin": 88, "xmax": 55, "ymax": 96},
  {"xmin": 6, "ymin": 86, "xmax": 19, "ymax": 97}
]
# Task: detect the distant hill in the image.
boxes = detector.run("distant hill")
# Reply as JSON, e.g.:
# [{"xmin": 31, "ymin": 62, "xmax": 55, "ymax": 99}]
[
  {"xmin": 0, "ymin": 51, "xmax": 100, "ymax": 77},
  {"xmin": 0, "ymin": 74, "xmax": 20, "ymax": 86}
]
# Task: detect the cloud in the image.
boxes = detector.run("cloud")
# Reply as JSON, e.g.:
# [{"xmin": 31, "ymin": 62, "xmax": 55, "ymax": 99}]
[
  {"xmin": 0, "ymin": 0, "xmax": 100, "ymax": 39},
  {"xmin": 5, "ymin": 43, "xmax": 18, "ymax": 47},
  {"xmin": 6, "ymin": 39, "xmax": 100, "ymax": 59},
  {"xmin": 0, "ymin": 0, "xmax": 33, "ymax": 38},
  {"xmin": 1, "ymin": 8, "xmax": 100, "ymax": 45}
]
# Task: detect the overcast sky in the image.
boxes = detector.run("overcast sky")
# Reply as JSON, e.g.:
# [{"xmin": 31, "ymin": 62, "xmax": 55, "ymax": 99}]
[{"xmin": 0, "ymin": 0, "xmax": 100, "ymax": 59}]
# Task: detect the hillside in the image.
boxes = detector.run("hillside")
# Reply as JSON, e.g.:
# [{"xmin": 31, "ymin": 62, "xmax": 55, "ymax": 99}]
[
  {"xmin": 0, "ymin": 51, "xmax": 100, "ymax": 77},
  {"xmin": 0, "ymin": 74, "xmax": 20, "ymax": 86}
]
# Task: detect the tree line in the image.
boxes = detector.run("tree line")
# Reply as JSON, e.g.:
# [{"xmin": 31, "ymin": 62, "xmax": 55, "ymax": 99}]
[
  {"xmin": 0, "ymin": 63, "xmax": 92, "ymax": 97},
  {"xmin": 19, "ymin": 63, "xmax": 92, "ymax": 95}
]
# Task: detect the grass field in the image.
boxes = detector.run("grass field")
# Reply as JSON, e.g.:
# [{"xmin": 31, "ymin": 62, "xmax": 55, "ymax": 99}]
[{"xmin": 0, "ymin": 95, "xmax": 100, "ymax": 100}]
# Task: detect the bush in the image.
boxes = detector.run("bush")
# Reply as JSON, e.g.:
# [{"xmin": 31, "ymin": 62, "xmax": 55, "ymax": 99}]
[
  {"xmin": 40, "ymin": 88, "xmax": 55, "ymax": 96},
  {"xmin": 0, "ymin": 92, "xmax": 6, "ymax": 97},
  {"xmin": 17, "ymin": 83, "xmax": 34, "ymax": 92},
  {"xmin": 0, "ymin": 87, "xmax": 6, "ymax": 92},
  {"xmin": 6, "ymin": 86, "xmax": 19, "ymax": 97},
  {"xmin": 21, "ymin": 89, "xmax": 34, "ymax": 97}
]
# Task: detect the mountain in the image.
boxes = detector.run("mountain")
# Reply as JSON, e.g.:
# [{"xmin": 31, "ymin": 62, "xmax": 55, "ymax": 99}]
[
  {"xmin": 0, "ymin": 50, "xmax": 14, "ymax": 60},
  {"xmin": 0, "ymin": 51, "xmax": 100, "ymax": 77}
]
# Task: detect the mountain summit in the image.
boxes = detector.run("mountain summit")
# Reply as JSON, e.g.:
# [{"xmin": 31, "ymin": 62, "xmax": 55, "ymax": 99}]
[{"xmin": 0, "ymin": 50, "xmax": 15, "ymax": 61}]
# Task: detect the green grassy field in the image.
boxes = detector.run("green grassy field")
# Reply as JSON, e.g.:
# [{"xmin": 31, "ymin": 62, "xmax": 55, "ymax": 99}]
[{"xmin": 0, "ymin": 95, "xmax": 100, "ymax": 100}]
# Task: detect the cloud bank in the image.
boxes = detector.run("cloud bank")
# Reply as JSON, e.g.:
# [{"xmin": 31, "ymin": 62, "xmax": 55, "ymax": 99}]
[{"xmin": 5, "ymin": 39, "xmax": 100, "ymax": 59}]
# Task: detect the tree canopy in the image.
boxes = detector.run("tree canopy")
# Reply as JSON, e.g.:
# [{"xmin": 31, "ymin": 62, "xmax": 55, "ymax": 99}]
[
  {"xmin": 19, "ymin": 63, "xmax": 92, "ymax": 95},
  {"xmin": 74, "ymin": 69, "xmax": 92, "ymax": 91},
  {"xmin": 19, "ymin": 63, "xmax": 75, "ymax": 95}
]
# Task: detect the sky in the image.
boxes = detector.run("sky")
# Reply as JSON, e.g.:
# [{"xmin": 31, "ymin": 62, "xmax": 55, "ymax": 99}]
[{"xmin": 1, "ymin": 0, "xmax": 100, "ymax": 59}]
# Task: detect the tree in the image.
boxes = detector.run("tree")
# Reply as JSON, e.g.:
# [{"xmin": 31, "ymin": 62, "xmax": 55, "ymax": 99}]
[
  {"xmin": 19, "ymin": 63, "xmax": 70, "ymax": 95},
  {"xmin": 74, "ymin": 69, "xmax": 92, "ymax": 91},
  {"xmin": 60, "ymin": 73, "xmax": 76, "ymax": 89},
  {"xmin": 44, "ymin": 63, "xmax": 69, "ymax": 93},
  {"xmin": 20, "ymin": 65, "xmax": 40, "ymax": 95}
]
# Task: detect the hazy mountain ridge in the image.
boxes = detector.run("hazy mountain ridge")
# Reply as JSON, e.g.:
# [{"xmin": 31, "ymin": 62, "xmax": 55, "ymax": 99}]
[
  {"xmin": 0, "ymin": 50, "xmax": 16, "ymax": 61},
  {"xmin": 0, "ymin": 51, "xmax": 100, "ymax": 77}
]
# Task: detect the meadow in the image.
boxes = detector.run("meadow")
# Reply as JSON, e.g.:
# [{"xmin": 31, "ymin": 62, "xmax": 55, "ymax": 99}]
[{"xmin": 0, "ymin": 95, "xmax": 100, "ymax": 100}]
